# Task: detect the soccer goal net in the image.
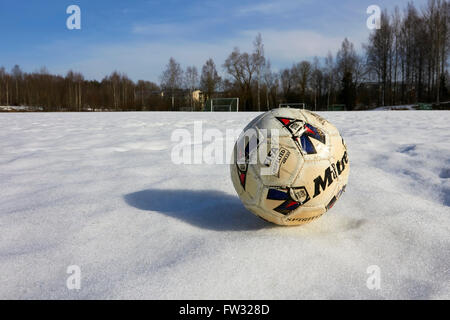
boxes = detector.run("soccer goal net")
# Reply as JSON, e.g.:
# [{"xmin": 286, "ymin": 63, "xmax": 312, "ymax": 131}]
[
  {"xmin": 204, "ymin": 98, "xmax": 239, "ymax": 112},
  {"xmin": 278, "ymin": 103, "xmax": 306, "ymax": 109}
]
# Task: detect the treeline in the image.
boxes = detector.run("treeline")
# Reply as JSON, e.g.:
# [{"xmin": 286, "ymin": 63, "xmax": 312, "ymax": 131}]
[
  {"xmin": 1, "ymin": 0, "xmax": 449, "ymax": 111},
  {"xmin": 0, "ymin": 67, "xmax": 163, "ymax": 111}
]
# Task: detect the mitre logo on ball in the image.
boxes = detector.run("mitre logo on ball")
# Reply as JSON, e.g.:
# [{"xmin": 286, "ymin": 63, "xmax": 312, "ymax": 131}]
[{"xmin": 230, "ymin": 108, "xmax": 350, "ymax": 226}]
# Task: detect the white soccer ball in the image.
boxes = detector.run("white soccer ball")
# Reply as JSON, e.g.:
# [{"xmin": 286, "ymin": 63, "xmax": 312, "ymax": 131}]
[{"xmin": 230, "ymin": 108, "xmax": 349, "ymax": 226}]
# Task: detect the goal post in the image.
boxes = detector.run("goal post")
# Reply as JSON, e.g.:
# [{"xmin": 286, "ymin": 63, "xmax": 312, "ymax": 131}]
[
  {"xmin": 204, "ymin": 98, "xmax": 239, "ymax": 112},
  {"xmin": 278, "ymin": 103, "xmax": 306, "ymax": 109}
]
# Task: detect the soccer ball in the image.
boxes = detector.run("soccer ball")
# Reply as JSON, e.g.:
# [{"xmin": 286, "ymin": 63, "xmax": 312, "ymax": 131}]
[{"xmin": 230, "ymin": 108, "xmax": 349, "ymax": 226}]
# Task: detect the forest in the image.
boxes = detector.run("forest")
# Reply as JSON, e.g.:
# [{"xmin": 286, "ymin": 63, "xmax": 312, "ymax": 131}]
[{"xmin": 0, "ymin": 0, "xmax": 449, "ymax": 111}]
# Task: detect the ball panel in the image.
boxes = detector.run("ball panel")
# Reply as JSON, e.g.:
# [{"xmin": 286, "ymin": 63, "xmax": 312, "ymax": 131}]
[
  {"xmin": 298, "ymin": 133, "xmax": 331, "ymax": 161},
  {"xmin": 243, "ymin": 112, "xmax": 270, "ymax": 131},
  {"xmin": 291, "ymin": 159, "xmax": 337, "ymax": 207},
  {"xmin": 234, "ymin": 164, "xmax": 264, "ymax": 206},
  {"xmin": 250, "ymin": 207, "xmax": 284, "ymax": 225},
  {"xmin": 257, "ymin": 135, "xmax": 305, "ymax": 187},
  {"xmin": 328, "ymin": 135, "xmax": 350, "ymax": 187},
  {"xmin": 269, "ymin": 108, "xmax": 308, "ymax": 123},
  {"xmin": 302, "ymin": 110, "xmax": 340, "ymax": 136},
  {"xmin": 282, "ymin": 206, "xmax": 326, "ymax": 225},
  {"xmin": 263, "ymin": 186, "xmax": 296, "ymax": 215},
  {"xmin": 256, "ymin": 116, "xmax": 296, "ymax": 138},
  {"xmin": 230, "ymin": 158, "xmax": 245, "ymax": 196}
]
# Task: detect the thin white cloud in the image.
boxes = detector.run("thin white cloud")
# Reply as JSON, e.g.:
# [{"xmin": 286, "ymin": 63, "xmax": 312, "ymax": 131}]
[
  {"xmin": 237, "ymin": 2, "xmax": 279, "ymax": 15},
  {"xmin": 236, "ymin": 0, "xmax": 310, "ymax": 16},
  {"xmin": 132, "ymin": 23, "xmax": 196, "ymax": 36}
]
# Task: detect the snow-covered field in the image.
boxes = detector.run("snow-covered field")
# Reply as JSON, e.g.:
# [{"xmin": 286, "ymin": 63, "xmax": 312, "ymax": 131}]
[{"xmin": 0, "ymin": 111, "xmax": 449, "ymax": 299}]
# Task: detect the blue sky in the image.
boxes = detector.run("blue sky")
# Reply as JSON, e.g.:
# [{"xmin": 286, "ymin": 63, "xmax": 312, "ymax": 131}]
[{"xmin": 0, "ymin": 0, "xmax": 429, "ymax": 83}]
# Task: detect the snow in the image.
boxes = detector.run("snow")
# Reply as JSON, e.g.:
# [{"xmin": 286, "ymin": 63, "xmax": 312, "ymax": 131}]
[
  {"xmin": 0, "ymin": 111, "xmax": 449, "ymax": 299},
  {"xmin": 0, "ymin": 106, "xmax": 43, "ymax": 112},
  {"xmin": 373, "ymin": 104, "xmax": 417, "ymax": 111}
]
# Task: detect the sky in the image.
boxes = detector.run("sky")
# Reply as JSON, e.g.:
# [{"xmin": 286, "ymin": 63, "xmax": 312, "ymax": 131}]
[{"xmin": 0, "ymin": 0, "xmax": 430, "ymax": 83}]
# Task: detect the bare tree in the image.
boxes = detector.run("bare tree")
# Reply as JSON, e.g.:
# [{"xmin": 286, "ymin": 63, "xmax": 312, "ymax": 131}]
[
  {"xmin": 324, "ymin": 51, "xmax": 335, "ymax": 108},
  {"xmin": 108, "ymin": 71, "xmax": 121, "ymax": 110},
  {"xmin": 0, "ymin": 67, "xmax": 7, "ymax": 106},
  {"xmin": 293, "ymin": 61, "xmax": 312, "ymax": 103},
  {"xmin": 391, "ymin": 6, "xmax": 402, "ymax": 105},
  {"xmin": 185, "ymin": 66, "xmax": 199, "ymax": 111},
  {"xmin": 160, "ymin": 57, "xmax": 183, "ymax": 110},
  {"xmin": 280, "ymin": 67, "xmax": 294, "ymax": 102},
  {"xmin": 263, "ymin": 60, "xmax": 278, "ymax": 109},
  {"xmin": 11, "ymin": 65, "xmax": 23, "ymax": 106},
  {"xmin": 336, "ymin": 38, "xmax": 366, "ymax": 109},
  {"xmin": 365, "ymin": 10, "xmax": 393, "ymax": 106},
  {"xmin": 311, "ymin": 57, "xmax": 323, "ymax": 111},
  {"xmin": 253, "ymin": 33, "xmax": 265, "ymax": 111},
  {"xmin": 223, "ymin": 47, "xmax": 258, "ymax": 110},
  {"xmin": 200, "ymin": 58, "xmax": 221, "ymax": 103},
  {"xmin": 66, "ymin": 71, "xmax": 84, "ymax": 111},
  {"xmin": 136, "ymin": 80, "xmax": 146, "ymax": 109}
]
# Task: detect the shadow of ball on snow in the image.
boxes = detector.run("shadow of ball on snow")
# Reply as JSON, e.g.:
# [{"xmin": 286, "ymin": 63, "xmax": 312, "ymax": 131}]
[{"xmin": 123, "ymin": 189, "xmax": 273, "ymax": 231}]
